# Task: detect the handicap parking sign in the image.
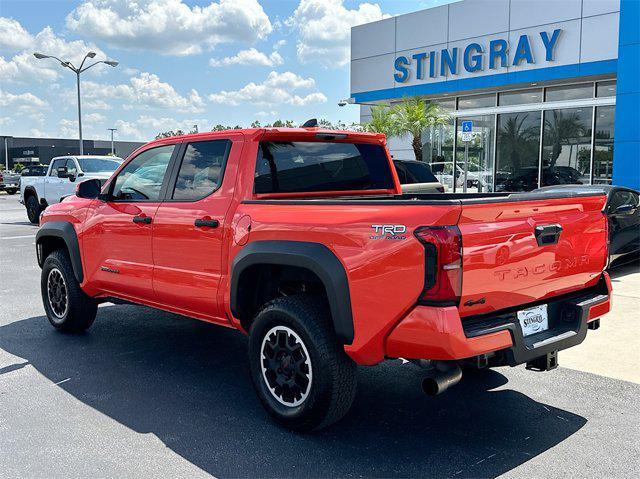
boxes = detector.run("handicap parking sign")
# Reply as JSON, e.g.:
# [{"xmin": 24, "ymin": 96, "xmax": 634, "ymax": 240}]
[{"xmin": 462, "ymin": 120, "xmax": 473, "ymax": 133}]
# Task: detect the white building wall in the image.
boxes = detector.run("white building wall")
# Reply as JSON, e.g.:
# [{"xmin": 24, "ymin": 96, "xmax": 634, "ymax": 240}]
[{"xmin": 351, "ymin": 0, "xmax": 621, "ymax": 160}]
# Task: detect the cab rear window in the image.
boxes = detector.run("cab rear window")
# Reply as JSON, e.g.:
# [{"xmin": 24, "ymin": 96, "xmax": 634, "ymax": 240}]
[{"xmin": 254, "ymin": 141, "xmax": 394, "ymax": 194}]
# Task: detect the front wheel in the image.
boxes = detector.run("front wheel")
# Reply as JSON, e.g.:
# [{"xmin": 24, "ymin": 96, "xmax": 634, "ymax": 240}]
[
  {"xmin": 41, "ymin": 249, "xmax": 97, "ymax": 332},
  {"xmin": 26, "ymin": 195, "xmax": 41, "ymax": 224},
  {"xmin": 248, "ymin": 295, "xmax": 357, "ymax": 432},
  {"xmin": 6, "ymin": 188, "xmax": 17, "ymax": 195}
]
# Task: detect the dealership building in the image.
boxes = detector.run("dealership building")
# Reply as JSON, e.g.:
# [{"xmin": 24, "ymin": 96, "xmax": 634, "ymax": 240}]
[
  {"xmin": 1, "ymin": 136, "xmax": 143, "ymax": 170},
  {"xmin": 350, "ymin": 0, "xmax": 639, "ymax": 191}
]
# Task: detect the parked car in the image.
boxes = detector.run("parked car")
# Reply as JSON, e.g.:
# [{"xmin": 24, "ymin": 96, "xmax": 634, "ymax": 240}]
[
  {"xmin": 393, "ymin": 159, "xmax": 444, "ymax": 193},
  {"xmin": 535, "ymin": 184, "xmax": 639, "ymax": 266},
  {"xmin": 498, "ymin": 166, "xmax": 585, "ymax": 192},
  {"xmin": 35, "ymin": 127, "xmax": 611, "ymax": 431},
  {"xmin": 0, "ymin": 170, "xmax": 20, "ymax": 194},
  {"xmin": 20, "ymin": 165, "xmax": 48, "ymax": 177},
  {"xmin": 20, "ymin": 155, "xmax": 123, "ymax": 223}
]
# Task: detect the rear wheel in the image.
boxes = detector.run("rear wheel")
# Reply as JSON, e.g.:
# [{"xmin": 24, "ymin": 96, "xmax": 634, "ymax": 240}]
[
  {"xmin": 26, "ymin": 195, "xmax": 41, "ymax": 224},
  {"xmin": 41, "ymin": 249, "xmax": 97, "ymax": 332},
  {"xmin": 248, "ymin": 295, "xmax": 357, "ymax": 432}
]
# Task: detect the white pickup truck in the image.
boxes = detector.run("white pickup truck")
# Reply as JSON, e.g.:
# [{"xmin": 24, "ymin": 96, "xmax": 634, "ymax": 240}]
[{"xmin": 20, "ymin": 155, "xmax": 123, "ymax": 223}]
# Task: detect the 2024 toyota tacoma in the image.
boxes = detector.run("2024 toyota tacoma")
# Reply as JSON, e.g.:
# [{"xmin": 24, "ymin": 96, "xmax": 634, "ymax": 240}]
[{"xmin": 36, "ymin": 126, "xmax": 611, "ymax": 431}]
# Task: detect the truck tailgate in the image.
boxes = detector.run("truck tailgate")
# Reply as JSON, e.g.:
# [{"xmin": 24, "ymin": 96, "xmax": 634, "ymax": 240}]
[{"xmin": 457, "ymin": 193, "xmax": 608, "ymax": 317}]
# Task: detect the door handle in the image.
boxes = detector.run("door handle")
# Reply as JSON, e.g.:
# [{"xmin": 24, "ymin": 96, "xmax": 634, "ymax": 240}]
[
  {"xmin": 133, "ymin": 215, "xmax": 152, "ymax": 224},
  {"xmin": 194, "ymin": 218, "xmax": 219, "ymax": 228}
]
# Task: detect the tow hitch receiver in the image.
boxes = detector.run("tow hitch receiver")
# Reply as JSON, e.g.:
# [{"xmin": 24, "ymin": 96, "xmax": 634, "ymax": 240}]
[{"xmin": 526, "ymin": 351, "xmax": 558, "ymax": 371}]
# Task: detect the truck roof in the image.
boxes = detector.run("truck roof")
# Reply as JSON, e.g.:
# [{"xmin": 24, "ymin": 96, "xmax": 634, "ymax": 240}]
[{"xmin": 143, "ymin": 127, "xmax": 386, "ymax": 150}]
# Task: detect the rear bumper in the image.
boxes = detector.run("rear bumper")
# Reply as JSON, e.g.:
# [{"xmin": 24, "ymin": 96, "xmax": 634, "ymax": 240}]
[{"xmin": 385, "ymin": 273, "xmax": 612, "ymax": 366}]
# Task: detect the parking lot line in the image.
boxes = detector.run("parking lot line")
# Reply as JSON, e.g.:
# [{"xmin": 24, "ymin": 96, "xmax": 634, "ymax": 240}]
[{"xmin": 1, "ymin": 235, "xmax": 35, "ymax": 240}]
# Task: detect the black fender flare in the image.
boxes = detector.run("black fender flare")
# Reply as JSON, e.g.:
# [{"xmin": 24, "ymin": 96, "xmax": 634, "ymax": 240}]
[
  {"xmin": 230, "ymin": 240, "xmax": 354, "ymax": 344},
  {"xmin": 35, "ymin": 221, "xmax": 83, "ymax": 283}
]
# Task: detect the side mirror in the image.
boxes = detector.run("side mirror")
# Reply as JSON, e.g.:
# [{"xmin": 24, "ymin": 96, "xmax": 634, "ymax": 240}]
[
  {"xmin": 57, "ymin": 166, "xmax": 69, "ymax": 178},
  {"xmin": 76, "ymin": 178, "xmax": 103, "ymax": 199},
  {"xmin": 612, "ymin": 204, "xmax": 635, "ymax": 216}
]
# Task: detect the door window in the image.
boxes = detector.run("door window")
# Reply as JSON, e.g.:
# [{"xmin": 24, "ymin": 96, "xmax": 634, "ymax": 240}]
[
  {"xmin": 110, "ymin": 145, "xmax": 174, "ymax": 201},
  {"xmin": 49, "ymin": 159, "xmax": 66, "ymax": 177},
  {"xmin": 609, "ymin": 190, "xmax": 639, "ymax": 213},
  {"xmin": 65, "ymin": 159, "xmax": 78, "ymax": 176},
  {"xmin": 172, "ymin": 140, "xmax": 230, "ymax": 200}
]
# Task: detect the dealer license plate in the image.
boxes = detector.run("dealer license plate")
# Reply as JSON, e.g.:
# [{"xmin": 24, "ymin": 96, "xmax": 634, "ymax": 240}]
[{"xmin": 517, "ymin": 304, "xmax": 549, "ymax": 337}]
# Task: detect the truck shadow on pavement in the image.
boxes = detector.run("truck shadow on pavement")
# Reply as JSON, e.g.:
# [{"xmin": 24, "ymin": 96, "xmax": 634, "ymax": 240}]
[{"xmin": 0, "ymin": 305, "xmax": 587, "ymax": 478}]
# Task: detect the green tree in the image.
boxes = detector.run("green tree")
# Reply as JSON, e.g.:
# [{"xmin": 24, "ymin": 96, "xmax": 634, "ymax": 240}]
[
  {"xmin": 14, "ymin": 162, "xmax": 25, "ymax": 173},
  {"xmin": 362, "ymin": 98, "xmax": 449, "ymax": 162},
  {"xmin": 361, "ymin": 105, "xmax": 395, "ymax": 136},
  {"xmin": 392, "ymin": 98, "xmax": 449, "ymax": 162}
]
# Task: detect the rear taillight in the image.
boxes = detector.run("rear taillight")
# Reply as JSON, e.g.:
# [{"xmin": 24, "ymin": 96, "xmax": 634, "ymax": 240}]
[{"xmin": 414, "ymin": 226, "xmax": 462, "ymax": 305}]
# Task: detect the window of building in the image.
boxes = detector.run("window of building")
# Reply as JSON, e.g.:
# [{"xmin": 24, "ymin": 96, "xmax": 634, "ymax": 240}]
[
  {"xmin": 545, "ymin": 83, "xmax": 593, "ymax": 102},
  {"xmin": 172, "ymin": 140, "xmax": 230, "ymax": 200},
  {"xmin": 455, "ymin": 115, "xmax": 495, "ymax": 192},
  {"xmin": 596, "ymin": 80, "xmax": 617, "ymax": 98},
  {"xmin": 541, "ymin": 107, "xmax": 593, "ymax": 187},
  {"xmin": 457, "ymin": 93, "xmax": 495, "ymax": 110},
  {"xmin": 111, "ymin": 145, "xmax": 174, "ymax": 201},
  {"xmin": 593, "ymin": 105, "xmax": 615, "ymax": 185},
  {"xmin": 422, "ymin": 99, "xmax": 455, "ymax": 190},
  {"xmin": 254, "ymin": 141, "xmax": 394, "ymax": 194},
  {"xmin": 498, "ymin": 88, "xmax": 543, "ymax": 106},
  {"xmin": 495, "ymin": 111, "xmax": 542, "ymax": 191}
]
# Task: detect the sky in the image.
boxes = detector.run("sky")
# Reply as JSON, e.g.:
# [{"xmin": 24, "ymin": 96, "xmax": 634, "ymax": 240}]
[{"xmin": 0, "ymin": 0, "xmax": 453, "ymax": 142}]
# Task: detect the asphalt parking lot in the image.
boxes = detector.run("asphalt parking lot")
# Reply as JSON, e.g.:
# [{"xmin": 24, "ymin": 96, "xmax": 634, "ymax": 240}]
[{"xmin": 1, "ymin": 192, "xmax": 639, "ymax": 479}]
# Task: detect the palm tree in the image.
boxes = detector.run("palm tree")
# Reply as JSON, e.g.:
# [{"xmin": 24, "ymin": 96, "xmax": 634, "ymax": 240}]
[
  {"xmin": 361, "ymin": 105, "xmax": 396, "ymax": 137},
  {"xmin": 391, "ymin": 98, "xmax": 449, "ymax": 162},
  {"xmin": 361, "ymin": 98, "xmax": 449, "ymax": 162}
]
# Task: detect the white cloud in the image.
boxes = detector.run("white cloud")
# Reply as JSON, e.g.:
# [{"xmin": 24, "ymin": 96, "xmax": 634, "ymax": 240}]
[
  {"xmin": 66, "ymin": 0, "xmax": 272, "ymax": 56},
  {"xmin": 0, "ymin": 22, "xmax": 108, "ymax": 84},
  {"xmin": 209, "ymin": 48, "xmax": 283, "ymax": 68},
  {"xmin": 0, "ymin": 17, "xmax": 33, "ymax": 53},
  {"xmin": 114, "ymin": 115, "xmax": 210, "ymax": 141},
  {"xmin": 286, "ymin": 0, "xmax": 389, "ymax": 67},
  {"xmin": 82, "ymin": 72, "xmax": 205, "ymax": 113},
  {"xmin": 208, "ymin": 71, "xmax": 327, "ymax": 107},
  {"xmin": 0, "ymin": 89, "xmax": 48, "ymax": 110},
  {"xmin": 255, "ymin": 110, "xmax": 278, "ymax": 117}
]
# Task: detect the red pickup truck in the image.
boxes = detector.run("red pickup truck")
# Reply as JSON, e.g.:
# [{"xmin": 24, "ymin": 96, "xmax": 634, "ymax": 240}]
[{"xmin": 36, "ymin": 126, "xmax": 611, "ymax": 431}]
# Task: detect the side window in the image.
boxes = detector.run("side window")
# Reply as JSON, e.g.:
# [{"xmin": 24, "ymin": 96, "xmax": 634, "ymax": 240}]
[
  {"xmin": 172, "ymin": 140, "xmax": 230, "ymax": 200},
  {"xmin": 111, "ymin": 145, "xmax": 174, "ymax": 201},
  {"xmin": 610, "ymin": 190, "xmax": 636, "ymax": 212},
  {"xmin": 394, "ymin": 162, "xmax": 408, "ymax": 183},
  {"xmin": 50, "ymin": 159, "xmax": 65, "ymax": 177},
  {"xmin": 65, "ymin": 159, "xmax": 78, "ymax": 176}
]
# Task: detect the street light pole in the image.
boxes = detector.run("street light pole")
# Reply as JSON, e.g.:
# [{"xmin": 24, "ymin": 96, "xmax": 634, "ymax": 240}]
[
  {"xmin": 108, "ymin": 128, "xmax": 117, "ymax": 155},
  {"xmin": 76, "ymin": 71, "xmax": 83, "ymax": 155},
  {"xmin": 3, "ymin": 136, "xmax": 12, "ymax": 171},
  {"xmin": 34, "ymin": 51, "xmax": 118, "ymax": 156}
]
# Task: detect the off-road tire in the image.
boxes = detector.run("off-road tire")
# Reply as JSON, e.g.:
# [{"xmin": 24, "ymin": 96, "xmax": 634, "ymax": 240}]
[
  {"xmin": 248, "ymin": 295, "xmax": 357, "ymax": 432},
  {"xmin": 41, "ymin": 249, "xmax": 97, "ymax": 332},
  {"xmin": 26, "ymin": 195, "xmax": 41, "ymax": 224}
]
